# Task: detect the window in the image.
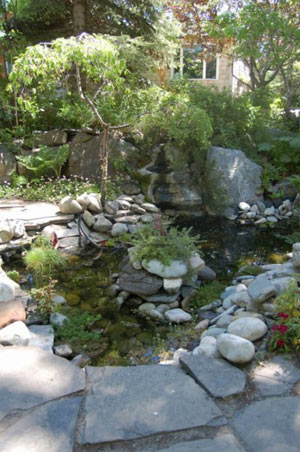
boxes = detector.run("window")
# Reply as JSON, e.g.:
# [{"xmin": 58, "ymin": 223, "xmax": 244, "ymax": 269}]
[{"xmin": 172, "ymin": 46, "xmax": 219, "ymax": 81}]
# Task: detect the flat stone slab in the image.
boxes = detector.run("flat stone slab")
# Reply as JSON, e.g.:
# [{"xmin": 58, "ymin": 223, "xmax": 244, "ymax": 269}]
[
  {"xmin": 253, "ymin": 356, "xmax": 300, "ymax": 396},
  {"xmin": 233, "ymin": 396, "xmax": 300, "ymax": 452},
  {"xmin": 28, "ymin": 324, "xmax": 54, "ymax": 353},
  {"xmin": 0, "ymin": 396, "xmax": 82, "ymax": 452},
  {"xmin": 153, "ymin": 433, "xmax": 246, "ymax": 452},
  {"xmin": 0, "ymin": 346, "xmax": 86, "ymax": 422},
  {"xmin": 180, "ymin": 354, "xmax": 246, "ymax": 398},
  {"xmin": 81, "ymin": 364, "xmax": 224, "ymax": 445}
]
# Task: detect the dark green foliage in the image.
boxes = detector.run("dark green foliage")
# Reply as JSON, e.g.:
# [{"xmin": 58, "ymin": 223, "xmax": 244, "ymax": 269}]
[
  {"xmin": 191, "ymin": 280, "xmax": 226, "ymax": 309},
  {"xmin": 54, "ymin": 309, "xmax": 102, "ymax": 345},
  {"xmin": 16, "ymin": 144, "xmax": 69, "ymax": 178}
]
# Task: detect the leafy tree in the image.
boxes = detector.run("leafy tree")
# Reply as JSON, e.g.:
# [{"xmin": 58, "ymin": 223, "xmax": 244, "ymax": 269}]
[{"xmin": 8, "ymin": 33, "xmax": 157, "ymax": 203}]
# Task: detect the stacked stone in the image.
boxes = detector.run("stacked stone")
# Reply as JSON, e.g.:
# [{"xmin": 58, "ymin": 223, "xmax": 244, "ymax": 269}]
[
  {"xmin": 0, "ymin": 219, "xmax": 26, "ymax": 244},
  {"xmin": 235, "ymin": 197, "xmax": 298, "ymax": 225},
  {"xmin": 58, "ymin": 193, "xmax": 162, "ymax": 240},
  {"xmin": 190, "ymin": 243, "xmax": 300, "ymax": 365}
]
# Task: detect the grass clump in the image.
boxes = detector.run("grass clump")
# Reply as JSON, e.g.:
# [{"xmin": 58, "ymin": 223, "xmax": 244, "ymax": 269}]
[
  {"xmin": 236, "ymin": 265, "xmax": 265, "ymax": 276},
  {"xmin": 54, "ymin": 309, "xmax": 102, "ymax": 347},
  {"xmin": 190, "ymin": 280, "xmax": 226, "ymax": 309}
]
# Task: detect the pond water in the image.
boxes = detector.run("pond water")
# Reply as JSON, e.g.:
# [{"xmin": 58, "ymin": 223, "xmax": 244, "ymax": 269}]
[{"xmin": 5, "ymin": 215, "xmax": 297, "ymax": 366}]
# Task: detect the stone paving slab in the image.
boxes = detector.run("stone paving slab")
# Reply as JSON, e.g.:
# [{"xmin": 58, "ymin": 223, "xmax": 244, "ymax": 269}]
[
  {"xmin": 180, "ymin": 354, "xmax": 246, "ymax": 398},
  {"xmin": 0, "ymin": 346, "xmax": 86, "ymax": 422},
  {"xmin": 81, "ymin": 364, "xmax": 225, "ymax": 445},
  {"xmin": 152, "ymin": 433, "xmax": 246, "ymax": 452},
  {"xmin": 0, "ymin": 396, "xmax": 82, "ymax": 452},
  {"xmin": 253, "ymin": 356, "xmax": 300, "ymax": 396},
  {"xmin": 233, "ymin": 396, "xmax": 300, "ymax": 452}
]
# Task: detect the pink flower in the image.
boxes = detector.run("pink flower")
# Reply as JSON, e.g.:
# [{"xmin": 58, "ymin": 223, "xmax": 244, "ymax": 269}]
[
  {"xmin": 278, "ymin": 312, "xmax": 289, "ymax": 319},
  {"xmin": 277, "ymin": 339, "xmax": 285, "ymax": 348}
]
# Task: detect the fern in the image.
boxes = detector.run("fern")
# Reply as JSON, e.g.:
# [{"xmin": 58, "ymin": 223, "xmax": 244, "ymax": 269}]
[{"xmin": 16, "ymin": 144, "xmax": 69, "ymax": 178}]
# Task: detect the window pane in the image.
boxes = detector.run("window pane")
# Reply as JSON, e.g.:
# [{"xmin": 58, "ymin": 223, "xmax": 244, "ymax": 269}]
[
  {"xmin": 183, "ymin": 47, "xmax": 203, "ymax": 79},
  {"xmin": 206, "ymin": 58, "xmax": 217, "ymax": 79}
]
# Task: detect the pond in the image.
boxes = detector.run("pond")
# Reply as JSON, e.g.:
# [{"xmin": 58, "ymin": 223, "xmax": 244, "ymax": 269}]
[{"xmin": 4, "ymin": 215, "xmax": 297, "ymax": 366}]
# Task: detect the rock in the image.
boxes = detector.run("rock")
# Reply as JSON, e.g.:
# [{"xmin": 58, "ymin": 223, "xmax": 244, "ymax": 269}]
[
  {"xmin": 255, "ymin": 217, "xmax": 267, "ymax": 225},
  {"xmin": 50, "ymin": 312, "xmax": 68, "ymax": 327},
  {"xmin": 266, "ymin": 215, "xmax": 278, "ymax": 223},
  {"xmin": 292, "ymin": 243, "xmax": 300, "ymax": 269},
  {"xmin": 216, "ymin": 314, "xmax": 234, "ymax": 328},
  {"xmin": 38, "ymin": 129, "xmax": 67, "ymax": 146},
  {"xmin": 180, "ymin": 354, "xmax": 246, "ymax": 398},
  {"xmin": 194, "ymin": 319, "xmax": 210, "ymax": 330},
  {"xmin": 28, "ymin": 325, "xmax": 54, "ymax": 353},
  {"xmin": 59, "ymin": 196, "xmax": 83, "ymax": 214},
  {"xmin": 119, "ymin": 262, "xmax": 162, "ymax": 296},
  {"xmin": 163, "ymin": 278, "xmax": 183, "ymax": 294},
  {"xmin": 156, "ymin": 304, "xmax": 171, "ymax": 314},
  {"xmin": 228, "ymin": 317, "xmax": 267, "ymax": 341},
  {"xmin": 54, "ymin": 344, "xmax": 73, "ymax": 357},
  {"xmin": 239, "ymin": 202, "xmax": 250, "ymax": 212},
  {"xmin": 189, "ymin": 253, "xmax": 205, "ymax": 271},
  {"xmin": 141, "ymin": 202, "xmax": 159, "ymax": 213},
  {"xmin": 293, "ymin": 193, "xmax": 300, "ymax": 209},
  {"xmin": 233, "ymin": 397, "xmax": 300, "ymax": 452},
  {"xmin": 230, "ymin": 290, "xmax": 251, "ymax": 308},
  {"xmin": 138, "ymin": 303, "xmax": 156, "ymax": 316},
  {"xmin": 198, "ymin": 265, "xmax": 216, "ymax": 281},
  {"xmin": 149, "ymin": 309, "xmax": 165, "ymax": 322},
  {"xmin": 105, "ymin": 200, "xmax": 119, "ymax": 215},
  {"xmin": 201, "ymin": 327, "xmax": 227, "ymax": 339},
  {"xmin": 0, "ymin": 145, "xmax": 16, "ymax": 184},
  {"xmin": 0, "ymin": 320, "xmax": 31, "ymax": 345},
  {"xmin": 140, "ymin": 214, "xmax": 154, "ymax": 223},
  {"xmin": 82, "ymin": 210, "xmax": 95, "ymax": 228},
  {"xmin": 141, "ymin": 291, "xmax": 179, "ymax": 303},
  {"xmin": 165, "ymin": 308, "xmax": 192, "ymax": 323},
  {"xmin": 111, "ymin": 223, "xmax": 128, "ymax": 237},
  {"xmin": 0, "ymin": 299, "xmax": 26, "ymax": 328},
  {"xmin": 233, "ymin": 311, "xmax": 264, "ymax": 321},
  {"xmin": 115, "ymin": 215, "xmax": 138, "ymax": 224},
  {"xmin": 193, "ymin": 336, "xmax": 220, "ymax": 358},
  {"xmin": 12, "ymin": 220, "xmax": 26, "ymax": 238},
  {"xmin": 172, "ymin": 348, "xmax": 190, "ymax": 364},
  {"xmin": 71, "ymin": 354, "xmax": 90, "ymax": 367},
  {"xmin": 122, "ymin": 181, "xmax": 141, "ymax": 195},
  {"xmin": 264, "ymin": 206, "xmax": 275, "ymax": 216},
  {"xmin": 142, "ymin": 259, "xmax": 188, "ymax": 279},
  {"xmin": 82, "ymin": 364, "xmax": 222, "ymax": 445},
  {"xmin": 247, "ymin": 277, "xmax": 277, "ymax": 303},
  {"xmin": 246, "ymin": 211, "xmax": 256, "ymax": 219},
  {"xmin": 205, "ymin": 146, "xmax": 262, "ymax": 215},
  {"xmin": 272, "ymin": 276, "xmax": 297, "ymax": 295},
  {"xmin": 156, "ymin": 434, "xmax": 246, "ymax": 452},
  {"xmin": 93, "ymin": 214, "xmax": 112, "ymax": 232},
  {"xmin": 0, "ymin": 220, "xmax": 14, "ymax": 244},
  {"xmin": 87, "ymin": 193, "xmax": 102, "ymax": 213},
  {"xmin": 0, "ymin": 276, "xmax": 16, "ymax": 302},
  {"xmin": 76, "ymin": 192, "xmax": 91, "ymax": 208},
  {"xmin": 217, "ymin": 333, "xmax": 255, "ymax": 364},
  {"xmin": 199, "ymin": 300, "xmax": 222, "ymax": 311},
  {"xmin": 131, "ymin": 204, "xmax": 146, "ymax": 214},
  {"xmin": 0, "ymin": 346, "xmax": 85, "ymax": 423},
  {"xmin": 253, "ymin": 356, "xmax": 300, "ymax": 396},
  {"xmin": 223, "ymin": 296, "xmax": 233, "ymax": 310},
  {"xmin": 117, "ymin": 199, "xmax": 132, "ymax": 209},
  {"xmin": 52, "ymin": 294, "xmax": 67, "ymax": 306}
]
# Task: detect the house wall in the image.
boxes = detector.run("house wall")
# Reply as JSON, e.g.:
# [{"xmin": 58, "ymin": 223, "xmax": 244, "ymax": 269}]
[{"xmin": 198, "ymin": 54, "xmax": 233, "ymax": 91}]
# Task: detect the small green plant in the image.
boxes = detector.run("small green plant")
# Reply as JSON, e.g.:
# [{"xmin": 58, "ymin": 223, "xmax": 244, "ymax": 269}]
[
  {"xmin": 54, "ymin": 309, "xmax": 102, "ymax": 346},
  {"xmin": 30, "ymin": 281, "xmax": 57, "ymax": 322},
  {"xmin": 191, "ymin": 280, "xmax": 226, "ymax": 309},
  {"xmin": 6, "ymin": 270, "xmax": 20, "ymax": 283},
  {"xmin": 16, "ymin": 144, "xmax": 69, "ymax": 178},
  {"xmin": 289, "ymin": 174, "xmax": 300, "ymax": 190},
  {"xmin": 125, "ymin": 220, "xmax": 200, "ymax": 268},
  {"xmin": 268, "ymin": 284, "xmax": 300, "ymax": 353},
  {"xmin": 236, "ymin": 265, "xmax": 265, "ymax": 276},
  {"xmin": 24, "ymin": 236, "xmax": 66, "ymax": 287}
]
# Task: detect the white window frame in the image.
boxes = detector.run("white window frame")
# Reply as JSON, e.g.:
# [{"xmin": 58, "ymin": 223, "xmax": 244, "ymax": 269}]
[{"xmin": 171, "ymin": 47, "xmax": 220, "ymax": 81}]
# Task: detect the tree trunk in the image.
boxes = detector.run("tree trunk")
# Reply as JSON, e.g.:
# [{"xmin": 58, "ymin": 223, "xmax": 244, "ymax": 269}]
[
  {"xmin": 100, "ymin": 127, "xmax": 109, "ymax": 205},
  {"xmin": 73, "ymin": 0, "xmax": 87, "ymax": 35}
]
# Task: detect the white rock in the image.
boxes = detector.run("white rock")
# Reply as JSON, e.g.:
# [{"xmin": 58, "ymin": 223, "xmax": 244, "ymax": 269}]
[
  {"xmin": 267, "ymin": 216, "xmax": 278, "ymax": 223},
  {"xmin": 239, "ymin": 202, "xmax": 250, "ymax": 212},
  {"xmin": 255, "ymin": 218, "xmax": 267, "ymax": 225},
  {"xmin": 173, "ymin": 348, "xmax": 190, "ymax": 364},
  {"xmin": 0, "ymin": 321, "xmax": 31, "ymax": 345},
  {"xmin": 51, "ymin": 294, "xmax": 67, "ymax": 306},
  {"xmin": 201, "ymin": 328, "xmax": 227, "ymax": 339},
  {"xmin": 250, "ymin": 204, "xmax": 259, "ymax": 213},
  {"xmin": 230, "ymin": 290, "xmax": 251, "ymax": 308},
  {"xmin": 223, "ymin": 296, "xmax": 233, "ymax": 310},
  {"xmin": 228, "ymin": 317, "xmax": 267, "ymax": 341},
  {"xmin": 140, "ymin": 214, "xmax": 153, "ymax": 223},
  {"xmin": 12, "ymin": 220, "xmax": 25, "ymax": 238},
  {"xmin": 0, "ymin": 276, "xmax": 17, "ymax": 303},
  {"xmin": 246, "ymin": 211, "xmax": 256, "ymax": 219},
  {"xmin": 194, "ymin": 319, "xmax": 210, "ymax": 330},
  {"xmin": 149, "ymin": 309, "xmax": 165, "ymax": 322},
  {"xmin": 58, "ymin": 196, "xmax": 83, "ymax": 214},
  {"xmin": 142, "ymin": 259, "xmax": 188, "ymax": 278},
  {"xmin": 82, "ymin": 210, "xmax": 95, "ymax": 228},
  {"xmin": 76, "ymin": 192, "xmax": 91, "ymax": 208},
  {"xmin": 105, "ymin": 201, "xmax": 119, "ymax": 215},
  {"xmin": 0, "ymin": 220, "xmax": 14, "ymax": 244},
  {"xmin": 282, "ymin": 199, "xmax": 292, "ymax": 211},
  {"xmin": 163, "ymin": 278, "xmax": 183, "ymax": 294},
  {"xmin": 164, "ymin": 308, "xmax": 192, "ymax": 323},
  {"xmin": 141, "ymin": 202, "xmax": 159, "ymax": 213},
  {"xmin": 87, "ymin": 193, "xmax": 102, "ymax": 213},
  {"xmin": 138, "ymin": 303, "xmax": 156, "ymax": 316},
  {"xmin": 93, "ymin": 214, "xmax": 112, "ymax": 232},
  {"xmin": 117, "ymin": 199, "xmax": 131, "ymax": 210},
  {"xmin": 193, "ymin": 336, "xmax": 220, "ymax": 358},
  {"xmin": 189, "ymin": 253, "xmax": 205, "ymax": 271},
  {"xmin": 217, "ymin": 333, "xmax": 255, "ymax": 364},
  {"xmin": 111, "ymin": 223, "xmax": 128, "ymax": 237},
  {"xmin": 216, "ymin": 314, "xmax": 234, "ymax": 328},
  {"xmin": 54, "ymin": 344, "xmax": 73, "ymax": 357}
]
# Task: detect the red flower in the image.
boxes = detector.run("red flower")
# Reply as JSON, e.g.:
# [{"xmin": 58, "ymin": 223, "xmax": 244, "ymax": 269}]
[
  {"xmin": 278, "ymin": 325, "xmax": 289, "ymax": 334},
  {"xmin": 272, "ymin": 325, "xmax": 280, "ymax": 331},
  {"xmin": 277, "ymin": 339, "xmax": 285, "ymax": 348},
  {"xmin": 278, "ymin": 312, "xmax": 289, "ymax": 319}
]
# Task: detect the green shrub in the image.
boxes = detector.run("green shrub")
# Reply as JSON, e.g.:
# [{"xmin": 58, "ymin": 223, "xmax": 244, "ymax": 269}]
[
  {"xmin": 6, "ymin": 270, "xmax": 20, "ymax": 283},
  {"xmin": 268, "ymin": 284, "xmax": 300, "ymax": 353},
  {"xmin": 16, "ymin": 144, "xmax": 69, "ymax": 178},
  {"xmin": 191, "ymin": 280, "xmax": 226, "ymax": 309},
  {"xmin": 54, "ymin": 309, "xmax": 102, "ymax": 346}
]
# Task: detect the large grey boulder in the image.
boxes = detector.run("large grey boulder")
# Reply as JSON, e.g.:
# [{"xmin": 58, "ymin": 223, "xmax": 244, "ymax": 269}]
[
  {"xmin": 227, "ymin": 317, "xmax": 267, "ymax": 342},
  {"xmin": 37, "ymin": 129, "xmax": 68, "ymax": 146},
  {"xmin": 247, "ymin": 275, "xmax": 277, "ymax": 304},
  {"xmin": 119, "ymin": 262, "xmax": 163, "ymax": 296},
  {"xmin": 217, "ymin": 333, "xmax": 255, "ymax": 364},
  {"xmin": 0, "ymin": 321, "xmax": 30, "ymax": 346},
  {"xmin": 58, "ymin": 196, "xmax": 83, "ymax": 214},
  {"xmin": 142, "ymin": 259, "xmax": 188, "ymax": 278},
  {"xmin": 0, "ymin": 145, "xmax": 16, "ymax": 184},
  {"xmin": 205, "ymin": 146, "xmax": 263, "ymax": 214}
]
